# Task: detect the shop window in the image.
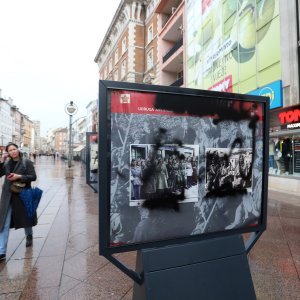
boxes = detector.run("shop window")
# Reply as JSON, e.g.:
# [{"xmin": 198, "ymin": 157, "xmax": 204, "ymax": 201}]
[{"xmin": 269, "ymin": 137, "xmax": 296, "ymax": 176}]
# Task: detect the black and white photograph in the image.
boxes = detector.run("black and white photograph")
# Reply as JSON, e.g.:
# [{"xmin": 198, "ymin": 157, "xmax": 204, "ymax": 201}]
[
  {"xmin": 130, "ymin": 144, "xmax": 199, "ymax": 206},
  {"xmin": 205, "ymin": 148, "xmax": 253, "ymax": 192}
]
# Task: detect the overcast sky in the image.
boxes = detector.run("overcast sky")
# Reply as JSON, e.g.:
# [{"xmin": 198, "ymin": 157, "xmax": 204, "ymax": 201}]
[{"xmin": 0, "ymin": 0, "xmax": 121, "ymax": 137}]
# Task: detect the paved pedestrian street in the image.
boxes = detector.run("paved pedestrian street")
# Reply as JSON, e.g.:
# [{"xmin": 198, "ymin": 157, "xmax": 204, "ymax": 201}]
[{"xmin": 0, "ymin": 157, "xmax": 299, "ymax": 299}]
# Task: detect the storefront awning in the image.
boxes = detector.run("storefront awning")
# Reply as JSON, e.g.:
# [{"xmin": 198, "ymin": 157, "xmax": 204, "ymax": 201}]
[{"xmin": 73, "ymin": 145, "xmax": 85, "ymax": 152}]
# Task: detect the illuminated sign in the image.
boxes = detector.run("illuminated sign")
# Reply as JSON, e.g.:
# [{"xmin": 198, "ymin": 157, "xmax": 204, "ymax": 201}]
[
  {"xmin": 278, "ymin": 109, "xmax": 300, "ymax": 124},
  {"xmin": 270, "ymin": 104, "xmax": 300, "ymax": 130},
  {"xmin": 248, "ymin": 80, "xmax": 283, "ymax": 110},
  {"xmin": 287, "ymin": 123, "xmax": 300, "ymax": 129}
]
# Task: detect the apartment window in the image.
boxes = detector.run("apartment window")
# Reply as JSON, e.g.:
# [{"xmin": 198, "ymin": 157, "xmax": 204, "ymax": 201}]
[
  {"xmin": 115, "ymin": 48, "xmax": 119, "ymax": 64},
  {"xmin": 148, "ymin": 25, "xmax": 153, "ymax": 43},
  {"xmin": 147, "ymin": 49, "xmax": 153, "ymax": 70},
  {"xmin": 121, "ymin": 59, "xmax": 126, "ymax": 78},
  {"xmin": 177, "ymin": 70, "xmax": 183, "ymax": 79},
  {"xmin": 109, "ymin": 58, "xmax": 112, "ymax": 72},
  {"xmin": 114, "ymin": 68, "xmax": 119, "ymax": 81},
  {"xmin": 122, "ymin": 37, "xmax": 127, "ymax": 54}
]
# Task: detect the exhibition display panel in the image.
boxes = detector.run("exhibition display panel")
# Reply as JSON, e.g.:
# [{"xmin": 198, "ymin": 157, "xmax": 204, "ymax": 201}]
[{"xmin": 98, "ymin": 80, "xmax": 269, "ymax": 255}]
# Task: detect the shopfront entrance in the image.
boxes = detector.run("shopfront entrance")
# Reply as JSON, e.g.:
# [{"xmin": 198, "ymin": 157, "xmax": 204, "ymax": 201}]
[{"xmin": 269, "ymin": 104, "xmax": 300, "ymax": 178}]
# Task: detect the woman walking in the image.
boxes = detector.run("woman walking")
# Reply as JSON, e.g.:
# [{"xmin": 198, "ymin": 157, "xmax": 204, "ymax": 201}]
[{"xmin": 0, "ymin": 143, "xmax": 37, "ymax": 261}]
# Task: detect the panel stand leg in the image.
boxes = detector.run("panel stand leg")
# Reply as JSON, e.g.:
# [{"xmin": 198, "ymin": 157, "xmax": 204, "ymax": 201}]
[{"xmin": 133, "ymin": 235, "xmax": 256, "ymax": 300}]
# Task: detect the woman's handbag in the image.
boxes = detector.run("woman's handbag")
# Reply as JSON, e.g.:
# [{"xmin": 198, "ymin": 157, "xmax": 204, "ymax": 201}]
[{"xmin": 10, "ymin": 181, "xmax": 26, "ymax": 193}]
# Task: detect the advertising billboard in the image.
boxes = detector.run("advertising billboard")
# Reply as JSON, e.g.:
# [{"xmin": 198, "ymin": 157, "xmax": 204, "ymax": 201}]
[
  {"xmin": 98, "ymin": 80, "xmax": 269, "ymax": 254},
  {"xmin": 186, "ymin": 0, "xmax": 281, "ymax": 94}
]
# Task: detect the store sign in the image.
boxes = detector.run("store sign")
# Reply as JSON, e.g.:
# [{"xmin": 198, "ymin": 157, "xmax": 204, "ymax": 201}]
[
  {"xmin": 272, "ymin": 104, "xmax": 300, "ymax": 130},
  {"xmin": 248, "ymin": 80, "xmax": 283, "ymax": 110},
  {"xmin": 279, "ymin": 108, "xmax": 300, "ymax": 129}
]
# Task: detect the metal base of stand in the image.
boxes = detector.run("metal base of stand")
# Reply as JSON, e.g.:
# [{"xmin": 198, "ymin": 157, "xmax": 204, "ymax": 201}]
[
  {"xmin": 65, "ymin": 168, "xmax": 74, "ymax": 179},
  {"xmin": 133, "ymin": 235, "xmax": 256, "ymax": 300}
]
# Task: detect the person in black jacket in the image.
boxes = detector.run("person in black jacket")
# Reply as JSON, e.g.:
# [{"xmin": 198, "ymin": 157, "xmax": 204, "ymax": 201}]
[{"xmin": 0, "ymin": 143, "xmax": 37, "ymax": 261}]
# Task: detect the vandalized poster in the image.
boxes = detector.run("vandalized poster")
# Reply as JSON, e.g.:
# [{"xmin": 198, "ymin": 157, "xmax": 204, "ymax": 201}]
[
  {"xmin": 186, "ymin": 0, "xmax": 281, "ymax": 94},
  {"xmin": 106, "ymin": 86, "xmax": 266, "ymax": 249}
]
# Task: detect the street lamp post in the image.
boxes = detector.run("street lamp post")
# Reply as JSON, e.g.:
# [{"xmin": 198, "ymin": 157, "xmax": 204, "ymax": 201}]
[{"xmin": 65, "ymin": 101, "xmax": 78, "ymax": 169}]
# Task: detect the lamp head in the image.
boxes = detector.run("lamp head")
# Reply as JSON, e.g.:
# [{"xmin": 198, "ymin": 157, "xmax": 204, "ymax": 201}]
[{"xmin": 65, "ymin": 101, "xmax": 78, "ymax": 116}]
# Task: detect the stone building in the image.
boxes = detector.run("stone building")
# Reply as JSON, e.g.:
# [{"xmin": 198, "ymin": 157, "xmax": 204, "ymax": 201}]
[{"xmin": 94, "ymin": 0, "xmax": 159, "ymax": 85}]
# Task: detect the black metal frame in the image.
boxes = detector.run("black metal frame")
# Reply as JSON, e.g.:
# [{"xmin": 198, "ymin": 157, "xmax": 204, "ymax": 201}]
[
  {"xmin": 86, "ymin": 132, "xmax": 98, "ymax": 193},
  {"xmin": 98, "ymin": 80, "xmax": 269, "ymax": 281}
]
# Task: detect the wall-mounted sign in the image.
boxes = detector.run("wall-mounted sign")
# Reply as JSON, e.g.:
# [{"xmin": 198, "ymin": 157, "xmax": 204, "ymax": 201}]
[
  {"xmin": 278, "ymin": 108, "xmax": 300, "ymax": 129},
  {"xmin": 270, "ymin": 104, "xmax": 300, "ymax": 130},
  {"xmin": 248, "ymin": 80, "xmax": 283, "ymax": 110}
]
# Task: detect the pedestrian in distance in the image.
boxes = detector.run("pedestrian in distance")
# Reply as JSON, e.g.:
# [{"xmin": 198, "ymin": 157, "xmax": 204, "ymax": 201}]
[{"xmin": 0, "ymin": 142, "xmax": 38, "ymax": 262}]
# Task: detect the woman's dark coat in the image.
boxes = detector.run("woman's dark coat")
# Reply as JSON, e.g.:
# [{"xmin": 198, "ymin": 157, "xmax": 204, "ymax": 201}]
[{"xmin": 0, "ymin": 156, "xmax": 37, "ymax": 231}]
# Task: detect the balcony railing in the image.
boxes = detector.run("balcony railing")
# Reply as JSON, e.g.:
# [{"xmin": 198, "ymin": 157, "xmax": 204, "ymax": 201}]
[
  {"xmin": 170, "ymin": 77, "xmax": 183, "ymax": 87},
  {"xmin": 162, "ymin": 38, "xmax": 183, "ymax": 63}
]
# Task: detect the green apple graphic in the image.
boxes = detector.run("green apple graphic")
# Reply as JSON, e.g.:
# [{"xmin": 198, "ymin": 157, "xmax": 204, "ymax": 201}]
[
  {"xmin": 231, "ymin": 0, "xmax": 275, "ymax": 63},
  {"xmin": 239, "ymin": 4, "xmax": 256, "ymax": 49},
  {"xmin": 257, "ymin": 0, "xmax": 276, "ymax": 41}
]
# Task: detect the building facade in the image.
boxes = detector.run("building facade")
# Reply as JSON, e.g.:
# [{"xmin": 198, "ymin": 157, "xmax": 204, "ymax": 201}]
[
  {"xmin": 54, "ymin": 128, "xmax": 68, "ymax": 155},
  {"xmin": 183, "ymin": 0, "xmax": 300, "ymax": 193},
  {"xmin": 94, "ymin": 0, "xmax": 159, "ymax": 85},
  {"xmin": 0, "ymin": 98, "xmax": 13, "ymax": 151},
  {"xmin": 156, "ymin": 0, "xmax": 185, "ymax": 86},
  {"xmin": 11, "ymin": 106, "xmax": 22, "ymax": 146},
  {"xmin": 33, "ymin": 121, "xmax": 42, "ymax": 153},
  {"xmin": 20, "ymin": 114, "xmax": 34, "ymax": 156},
  {"xmin": 86, "ymin": 100, "xmax": 98, "ymax": 132},
  {"xmin": 95, "ymin": 0, "xmax": 300, "ymax": 192},
  {"xmin": 0, "ymin": 93, "xmax": 41, "ymax": 156}
]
